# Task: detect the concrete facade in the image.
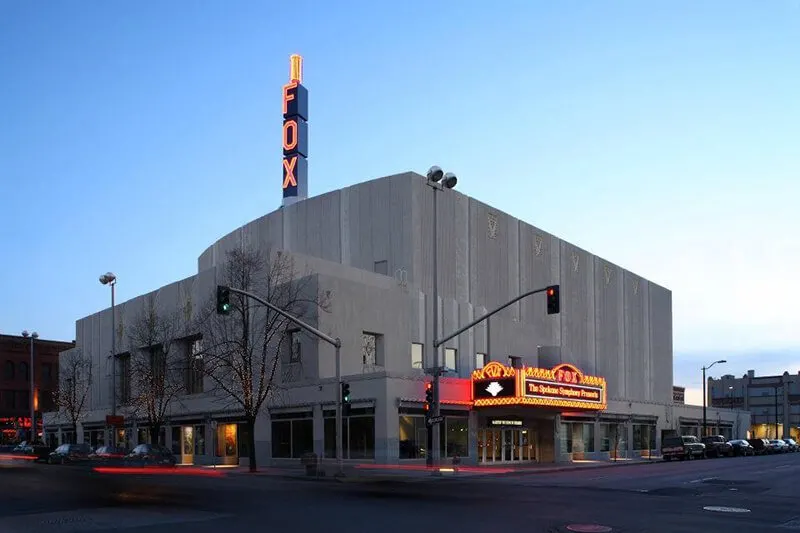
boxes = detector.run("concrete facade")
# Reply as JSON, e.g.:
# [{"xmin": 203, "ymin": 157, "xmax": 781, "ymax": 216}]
[{"xmin": 43, "ymin": 172, "xmax": 746, "ymax": 464}]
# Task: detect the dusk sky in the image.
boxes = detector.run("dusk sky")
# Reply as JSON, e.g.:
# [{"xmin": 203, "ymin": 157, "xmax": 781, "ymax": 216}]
[{"xmin": 2, "ymin": 1, "xmax": 798, "ymax": 405}]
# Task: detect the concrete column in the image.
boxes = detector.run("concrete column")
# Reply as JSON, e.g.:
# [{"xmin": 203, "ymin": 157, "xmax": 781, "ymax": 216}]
[
  {"xmin": 312, "ymin": 404, "xmax": 324, "ymax": 458},
  {"xmin": 467, "ymin": 410, "xmax": 479, "ymax": 466},
  {"xmin": 254, "ymin": 411, "xmax": 271, "ymax": 467},
  {"xmin": 553, "ymin": 414, "xmax": 563, "ymax": 463},
  {"xmin": 592, "ymin": 420, "xmax": 602, "ymax": 458},
  {"xmin": 626, "ymin": 420, "xmax": 634, "ymax": 459},
  {"xmin": 375, "ymin": 396, "xmax": 398, "ymax": 464}
]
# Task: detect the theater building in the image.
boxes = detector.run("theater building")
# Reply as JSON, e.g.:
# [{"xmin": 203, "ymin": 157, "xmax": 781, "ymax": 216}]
[{"xmin": 43, "ymin": 170, "xmax": 748, "ymax": 465}]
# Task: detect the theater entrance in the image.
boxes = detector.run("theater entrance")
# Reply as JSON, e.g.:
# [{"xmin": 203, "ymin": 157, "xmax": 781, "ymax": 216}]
[{"xmin": 478, "ymin": 426, "xmax": 536, "ymax": 463}]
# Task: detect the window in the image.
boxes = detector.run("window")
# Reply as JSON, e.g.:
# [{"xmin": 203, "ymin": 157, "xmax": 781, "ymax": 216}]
[
  {"xmin": 3, "ymin": 390, "xmax": 14, "ymax": 409},
  {"xmin": 271, "ymin": 411, "xmax": 313, "ymax": 459},
  {"xmin": 632, "ymin": 424, "xmax": 656, "ymax": 451},
  {"xmin": 445, "ymin": 348, "xmax": 457, "ymax": 372},
  {"xmin": 475, "ymin": 353, "xmax": 487, "ymax": 369},
  {"xmin": 19, "ymin": 362, "xmax": 28, "ymax": 382},
  {"xmin": 399, "ymin": 409, "xmax": 469, "ymax": 459},
  {"xmin": 362, "ymin": 332, "xmax": 383, "ymax": 367},
  {"xmin": 194, "ymin": 425, "xmax": 206, "ymax": 455},
  {"xmin": 599, "ymin": 423, "xmax": 627, "ymax": 452},
  {"xmin": 186, "ymin": 339, "xmax": 204, "ymax": 394},
  {"xmin": 508, "ymin": 356, "xmax": 522, "ymax": 368},
  {"xmin": 118, "ymin": 353, "xmax": 131, "ymax": 403},
  {"xmin": 411, "ymin": 343, "xmax": 424, "ymax": 370},
  {"xmin": 4, "ymin": 361, "xmax": 13, "ymax": 380},
  {"xmin": 42, "ymin": 363, "xmax": 53, "ymax": 384},
  {"xmin": 171, "ymin": 426, "xmax": 181, "ymax": 454},
  {"xmin": 149, "ymin": 346, "xmax": 166, "ymax": 384},
  {"xmin": 18, "ymin": 391, "xmax": 29, "ymax": 410},
  {"xmin": 324, "ymin": 407, "xmax": 375, "ymax": 459},
  {"xmin": 289, "ymin": 330, "xmax": 301, "ymax": 363},
  {"xmin": 373, "ymin": 260, "xmax": 388, "ymax": 276},
  {"xmin": 560, "ymin": 422, "xmax": 595, "ymax": 454}
]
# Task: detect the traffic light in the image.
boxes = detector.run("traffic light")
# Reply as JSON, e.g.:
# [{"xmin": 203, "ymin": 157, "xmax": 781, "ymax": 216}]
[
  {"xmin": 341, "ymin": 382, "xmax": 351, "ymax": 416},
  {"xmin": 546, "ymin": 284, "xmax": 560, "ymax": 315},
  {"xmin": 424, "ymin": 382, "xmax": 434, "ymax": 411},
  {"xmin": 216, "ymin": 285, "xmax": 231, "ymax": 315}
]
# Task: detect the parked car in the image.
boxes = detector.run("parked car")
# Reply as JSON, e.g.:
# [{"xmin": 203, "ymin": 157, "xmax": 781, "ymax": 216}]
[
  {"xmin": 662, "ymin": 435, "xmax": 706, "ymax": 461},
  {"xmin": 88, "ymin": 446, "xmax": 129, "ymax": 464},
  {"xmin": 702, "ymin": 435, "xmax": 733, "ymax": 457},
  {"xmin": 48, "ymin": 443, "xmax": 92, "ymax": 464},
  {"xmin": 124, "ymin": 444, "xmax": 176, "ymax": 467},
  {"xmin": 769, "ymin": 440, "xmax": 790, "ymax": 453},
  {"xmin": 747, "ymin": 438, "xmax": 770, "ymax": 455},
  {"xmin": 782, "ymin": 439, "xmax": 798, "ymax": 452},
  {"xmin": 728, "ymin": 439, "xmax": 755, "ymax": 457},
  {"xmin": 13, "ymin": 440, "xmax": 51, "ymax": 462}
]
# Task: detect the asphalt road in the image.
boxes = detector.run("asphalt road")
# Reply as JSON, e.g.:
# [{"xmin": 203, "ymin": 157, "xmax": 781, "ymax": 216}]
[{"xmin": 0, "ymin": 452, "xmax": 798, "ymax": 533}]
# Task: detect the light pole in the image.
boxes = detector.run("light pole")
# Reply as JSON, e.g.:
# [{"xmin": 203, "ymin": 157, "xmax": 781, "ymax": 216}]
[
  {"xmin": 702, "ymin": 359, "xmax": 726, "ymax": 436},
  {"xmin": 21, "ymin": 330, "xmax": 38, "ymax": 442},
  {"xmin": 425, "ymin": 165, "xmax": 457, "ymax": 468},
  {"xmin": 100, "ymin": 272, "xmax": 117, "ymax": 444}
]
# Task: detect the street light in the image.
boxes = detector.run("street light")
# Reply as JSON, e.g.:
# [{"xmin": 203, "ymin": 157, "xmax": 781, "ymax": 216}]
[
  {"xmin": 21, "ymin": 330, "xmax": 38, "ymax": 442},
  {"xmin": 425, "ymin": 165, "xmax": 457, "ymax": 467},
  {"xmin": 702, "ymin": 359, "xmax": 726, "ymax": 436},
  {"xmin": 100, "ymin": 272, "xmax": 117, "ymax": 443}
]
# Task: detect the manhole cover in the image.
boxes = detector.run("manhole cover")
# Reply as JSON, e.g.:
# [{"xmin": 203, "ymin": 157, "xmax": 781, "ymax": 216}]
[
  {"xmin": 566, "ymin": 525, "xmax": 613, "ymax": 533},
  {"xmin": 703, "ymin": 506, "xmax": 751, "ymax": 514}
]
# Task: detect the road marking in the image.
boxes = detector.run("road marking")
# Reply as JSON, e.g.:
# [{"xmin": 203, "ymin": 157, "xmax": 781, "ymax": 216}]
[
  {"xmin": 688, "ymin": 476, "xmax": 718, "ymax": 484},
  {"xmin": 703, "ymin": 506, "xmax": 751, "ymax": 514},
  {"xmin": 566, "ymin": 525, "xmax": 613, "ymax": 533}
]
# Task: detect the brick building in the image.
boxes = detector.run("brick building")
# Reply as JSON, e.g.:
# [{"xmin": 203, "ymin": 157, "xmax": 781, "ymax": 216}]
[{"xmin": 0, "ymin": 333, "xmax": 73, "ymax": 442}]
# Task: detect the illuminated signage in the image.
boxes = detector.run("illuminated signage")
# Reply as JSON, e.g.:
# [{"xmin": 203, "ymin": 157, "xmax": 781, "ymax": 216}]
[
  {"xmin": 282, "ymin": 54, "xmax": 308, "ymax": 205},
  {"xmin": 471, "ymin": 361, "xmax": 607, "ymax": 411},
  {"xmin": 489, "ymin": 418, "xmax": 523, "ymax": 427}
]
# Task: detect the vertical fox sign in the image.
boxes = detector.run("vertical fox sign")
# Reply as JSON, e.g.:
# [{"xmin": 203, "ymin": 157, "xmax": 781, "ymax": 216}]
[{"xmin": 282, "ymin": 54, "xmax": 308, "ymax": 206}]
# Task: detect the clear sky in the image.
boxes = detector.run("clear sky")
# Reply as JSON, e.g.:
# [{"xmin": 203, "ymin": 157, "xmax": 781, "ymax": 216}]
[{"xmin": 2, "ymin": 1, "xmax": 798, "ymax": 405}]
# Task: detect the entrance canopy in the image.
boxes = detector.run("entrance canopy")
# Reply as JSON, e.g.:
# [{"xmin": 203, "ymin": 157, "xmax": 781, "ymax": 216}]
[{"xmin": 471, "ymin": 362, "xmax": 607, "ymax": 411}]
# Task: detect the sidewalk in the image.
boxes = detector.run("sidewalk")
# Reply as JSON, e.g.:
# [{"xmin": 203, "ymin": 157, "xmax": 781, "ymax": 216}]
[{"xmin": 213, "ymin": 455, "xmax": 664, "ymax": 482}]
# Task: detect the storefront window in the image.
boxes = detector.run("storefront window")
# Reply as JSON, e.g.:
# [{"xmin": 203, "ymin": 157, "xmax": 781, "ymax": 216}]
[
  {"xmin": 324, "ymin": 407, "xmax": 375, "ymax": 459},
  {"xmin": 399, "ymin": 415, "xmax": 427, "ymax": 459},
  {"xmin": 193, "ymin": 425, "xmax": 205, "ymax": 455},
  {"xmin": 560, "ymin": 422, "xmax": 594, "ymax": 454},
  {"xmin": 171, "ymin": 426, "xmax": 181, "ymax": 454},
  {"xmin": 720, "ymin": 426, "xmax": 733, "ymax": 440},
  {"xmin": 271, "ymin": 412, "xmax": 314, "ymax": 459},
  {"xmin": 599, "ymin": 423, "xmax": 627, "ymax": 452},
  {"xmin": 679, "ymin": 425, "xmax": 699, "ymax": 437},
  {"xmin": 443, "ymin": 416, "xmax": 468, "ymax": 458},
  {"xmin": 632, "ymin": 424, "xmax": 656, "ymax": 451}
]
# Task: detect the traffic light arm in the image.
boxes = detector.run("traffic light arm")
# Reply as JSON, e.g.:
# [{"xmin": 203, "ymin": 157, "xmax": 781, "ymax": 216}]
[
  {"xmin": 223, "ymin": 286, "xmax": 341, "ymax": 349},
  {"xmin": 434, "ymin": 285, "xmax": 557, "ymax": 348}
]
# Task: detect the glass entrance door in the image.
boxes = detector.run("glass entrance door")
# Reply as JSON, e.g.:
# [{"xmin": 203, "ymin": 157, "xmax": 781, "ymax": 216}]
[{"xmin": 479, "ymin": 428, "xmax": 536, "ymax": 463}]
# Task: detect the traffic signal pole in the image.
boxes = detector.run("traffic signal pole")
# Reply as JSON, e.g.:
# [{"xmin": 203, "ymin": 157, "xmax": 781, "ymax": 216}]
[
  {"xmin": 431, "ymin": 285, "xmax": 558, "ymax": 468},
  {"xmin": 434, "ymin": 285, "xmax": 557, "ymax": 350},
  {"xmin": 220, "ymin": 286, "xmax": 344, "ymax": 475}
]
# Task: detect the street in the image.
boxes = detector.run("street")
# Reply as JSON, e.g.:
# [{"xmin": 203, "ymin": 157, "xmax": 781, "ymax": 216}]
[{"xmin": 0, "ymin": 453, "xmax": 798, "ymax": 533}]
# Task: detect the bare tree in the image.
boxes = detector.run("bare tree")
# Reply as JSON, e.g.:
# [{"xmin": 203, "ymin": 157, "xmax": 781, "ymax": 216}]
[
  {"xmin": 53, "ymin": 349, "xmax": 92, "ymax": 442},
  {"xmin": 126, "ymin": 294, "xmax": 185, "ymax": 443},
  {"xmin": 195, "ymin": 247, "xmax": 329, "ymax": 472}
]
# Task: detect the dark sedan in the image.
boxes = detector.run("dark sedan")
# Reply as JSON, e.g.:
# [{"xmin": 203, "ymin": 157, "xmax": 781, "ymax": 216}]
[
  {"xmin": 48, "ymin": 443, "xmax": 92, "ymax": 464},
  {"xmin": 728, "ymin": 439, "xmax": 755, "ymax": 456},
  {"xmin": 124, "ymin": 444, "xmax": 177, "ymax": 467}
]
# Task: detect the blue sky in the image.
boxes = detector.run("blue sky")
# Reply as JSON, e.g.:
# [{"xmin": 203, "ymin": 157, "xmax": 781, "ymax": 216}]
[{"xmin": 2, "ymin": 1, "xmax": 798, "ymax": 404}]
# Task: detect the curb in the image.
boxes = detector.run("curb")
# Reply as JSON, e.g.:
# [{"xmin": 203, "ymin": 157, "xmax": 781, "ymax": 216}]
[{"xmin": 480, "ymin": 459, "xmax": 663, "ymax": 478}]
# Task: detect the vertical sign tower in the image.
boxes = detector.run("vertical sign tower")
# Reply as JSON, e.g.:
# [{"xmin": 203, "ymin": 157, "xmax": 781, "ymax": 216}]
[{"xmin": 282, "ymin": 54, "xmax": 309, "ymax": 206}]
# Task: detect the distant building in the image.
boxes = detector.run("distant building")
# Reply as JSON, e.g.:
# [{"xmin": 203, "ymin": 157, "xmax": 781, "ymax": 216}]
[
  {"xmin": 672, "ymin": 386, "xmax": 685, "ymax": 405},
  {"xmin": 708, "ymin": 370, "xmax": 800, "ymax": 441},
  {"xmin": 0, "ymin": 334, "xmax": 73, "ymax": 442}
]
